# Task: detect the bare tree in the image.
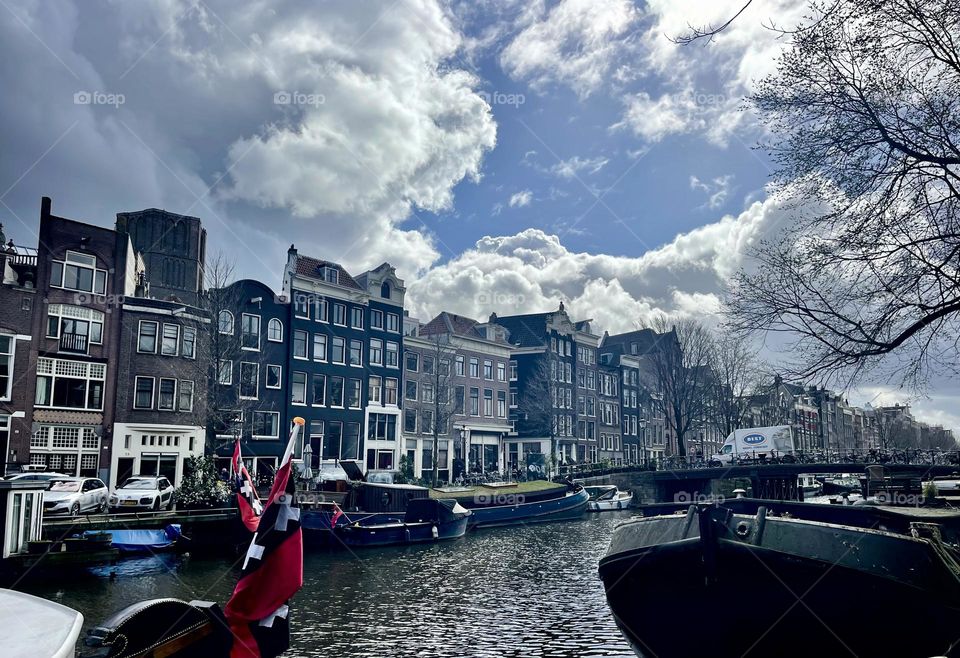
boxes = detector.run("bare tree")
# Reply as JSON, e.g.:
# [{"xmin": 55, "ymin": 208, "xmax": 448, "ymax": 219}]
[
  {"xmin": 643, "ymin": 316, "xmax": 714, "ymax": 458},
  {"xmin": 708, "ymin": 331, "xmax": 763, "ymax": 437},
  {"xmin": 727, "ymin": 0, "xmax": 960, "ymax": 389},
  {"xmin": 418, "ymin": 334, "xmax": 457, "ymax": 487},
  {"xmin": 669, "ymin": 0, "xmax": 756, "ymax": 44},
  {"xmin": 518, "ymin": 355, "xmax": 561, "ymax": 475}
]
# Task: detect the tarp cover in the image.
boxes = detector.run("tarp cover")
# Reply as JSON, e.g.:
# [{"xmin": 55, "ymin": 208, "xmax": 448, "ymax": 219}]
[{"xmin": 97, "ymin": 524, "xmax": 181, "ymax": 552}]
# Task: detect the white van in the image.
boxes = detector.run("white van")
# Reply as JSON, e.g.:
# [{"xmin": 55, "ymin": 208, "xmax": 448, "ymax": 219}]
[{"xmin": 711, "ymin": 426, "xmax": 796, "ymax": 465}]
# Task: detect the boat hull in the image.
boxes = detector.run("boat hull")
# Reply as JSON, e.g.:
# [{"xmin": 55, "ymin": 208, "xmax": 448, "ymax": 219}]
[
  {"xmin": 468, "ymin": 488, "xmax": 589, "ymax": 528},
  {"xmin": 334, "ymin": 516, "xmax": 469, "ymax": 547},
  {"xmin": 599, "ymin": 507, "xmax": 960, "ymax": 658},
  {"xmin": 588, "ymin": 493, "xmax": 633, "ymax": 512}
]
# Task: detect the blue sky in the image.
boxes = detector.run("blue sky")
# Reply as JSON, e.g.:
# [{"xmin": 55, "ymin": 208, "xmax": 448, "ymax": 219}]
[{"xmin": 0, "ymin": 0, "xmax": 956, "ymax": 430}]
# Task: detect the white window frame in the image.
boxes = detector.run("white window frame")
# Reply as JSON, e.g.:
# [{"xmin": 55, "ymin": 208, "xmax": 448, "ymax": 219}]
[
  {"xmin": 266, "ymin": 364, "xmax": 283, "ymax": 390},
  {"xmin": 157, "ymin": 377, "xmax": 177, "ymax": 411},
  {"xmin": 239, "ymin": 362, "xmax": 259, "ymax": 400},
  {"xmin": 50, "ymin": 250, "xmax": 107, "ymax": 295},
  {"xmin": 293, "ymin": 329, "xmax": 308, "ymax": 360},
  {"xmin": 371, "ymin": 309, "xmax": 383, "ymax": 330},
  {"xmin": 313, "ymin": 333, "xmax": 327, "ymax": 362},
  {"xmin": 332, "ymin": 337, "xmax": 346, "ymax": 365},
  {"xmin": 267, "ymin": 318, "xmax": 283, "ymax": 342},
  {"xmin": 161, "ymin": 323, "xmax": 180, "ymax": 356},
  {"xmin": 178, "ymin": 380, "xmax": 195, "ymax": 412},
  {"xmin": 370, "ymin": 338, "xmax": 383, "ymax": 366},
  {"xmin": 218, "ymin": 310, "xmax": 234, "ymax": 335},
  {"xmin": 350, "ymin": 307, "xmax": 364, "ymax": 329},
  {"xmin": 181, "ymin": 326, "xmax": 197, "ymax": 359},
  {"xmin": 0, "ymin": 335, "xmax": 14, "ymax": 402},
  {"xmin": 385, "ymin": 342, "xmax": 399, "ymax": 368},
  {"xmin": 293, "ymin": 293, "xmax": 310, "ymax": 319},
  {"xmin": 240, "ymin": 313, "xmax": 261, "ymax": 352},
  {"xmin": 291, "ymin": 371, "xmax": 307, "ymax": 406},
  {"xmin": 218, "ymin": 360, "xmax": 233, "ymax": 385},
  {"xmin": 252, "ymin": 411, "xmax": 280, "ymax": 439},
  {"xmin": 386, "ymin": 313, "xmax": 400, "ymax": 333},
  {"xmin": 137, "ymin": 320, "xmax": 158, "ymax": 354}
]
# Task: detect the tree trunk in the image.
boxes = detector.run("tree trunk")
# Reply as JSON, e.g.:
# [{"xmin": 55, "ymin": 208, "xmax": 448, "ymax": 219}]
[{"xmin": 432, "ymin": 430, "xmax": 439, "ymax": 488}]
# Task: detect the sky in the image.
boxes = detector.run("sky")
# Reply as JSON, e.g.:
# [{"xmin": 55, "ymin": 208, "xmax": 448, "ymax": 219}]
[{"xmin": 0, "ymin": 0, "xmax": 956, "ymax": 431}]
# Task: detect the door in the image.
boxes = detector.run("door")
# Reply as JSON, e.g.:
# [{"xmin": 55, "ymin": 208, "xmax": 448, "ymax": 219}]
[
  {"xmin": 158, "ymin": 455, "xmax": 177, "ymax": 485},
  {"xmin": 116, "ymin": 458, "xmax": 135, "ymax": 488}
]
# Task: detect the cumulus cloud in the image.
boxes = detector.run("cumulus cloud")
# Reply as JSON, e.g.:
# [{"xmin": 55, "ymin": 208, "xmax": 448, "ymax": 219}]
[
  {"xmin": 550, "ymin": 155, "xmax": 609, "ymax": 179},
  {"xmin": 508, "ymin": 189, "xmax": 533, "ymax": 207},
  {"xmin": 407, "ymin": 194, "xmax": 793, "ymax": 333},
  {"xmin": 500, "ymin": 0, "xmax": 640, "ymax": 98}
]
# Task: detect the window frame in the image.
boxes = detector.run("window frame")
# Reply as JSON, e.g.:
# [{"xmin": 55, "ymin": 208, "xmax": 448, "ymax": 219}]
[
  {"xmin": 218, "ymin": 310, "xmax": 234, "ymax": 335},
  {"xmin": 239, "ymin": 362, "xmax": 259, "ymax": 400},
  {"xmin": 157, "ymin": 378, "xmax": 177, "ymax": 411},
  {"xmin": 267, "ymin": 318, "xmax": 284, "ymax": 342},
  {"xmin": 137, "ymin": 320, "xmax": 159, "ymax": 354},
  {"xmin": 133, "ymin": 376, "xmax": 155, "ymax": 410},
  {"xmin": 161, "ymin": 323, "xmax": 180, "ymax": 356},
  {"xmin": 240, "ymin": 313, "xmax": 261, "ymax": 352},
  {"xmin": 265, "ymin": 364, "xmax": 283, "ymax": 390}
]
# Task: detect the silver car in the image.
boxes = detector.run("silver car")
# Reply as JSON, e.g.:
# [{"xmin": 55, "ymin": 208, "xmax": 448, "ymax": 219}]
[
  {"xmin": 109, "ymin": 476, "xmax": 175, "ymax": 511},
  {"xmin": 43, "ymin": 477, "xmax": 109, "ymax": 516}
]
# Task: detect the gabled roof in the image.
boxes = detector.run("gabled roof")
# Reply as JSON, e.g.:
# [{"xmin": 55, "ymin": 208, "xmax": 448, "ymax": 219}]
[
  {"xmin": 602, "ymin": 328, "xmax": 673, "ymax": 355},
  {"xmin": 491, "ymin": 312, "xmax": 552, "ymax": 347},
  {"xmin": 292, "ymin": 255, "xmax": 362, "ymax": 291},
  {"xmin": 420, "ymin": 311, "xmax": 488, "ymax": 340}
]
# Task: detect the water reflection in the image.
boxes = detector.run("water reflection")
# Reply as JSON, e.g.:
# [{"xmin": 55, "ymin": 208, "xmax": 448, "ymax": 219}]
[{"xmin": 22, "ymin": 513, "xmax": 635, "ymax": 657}]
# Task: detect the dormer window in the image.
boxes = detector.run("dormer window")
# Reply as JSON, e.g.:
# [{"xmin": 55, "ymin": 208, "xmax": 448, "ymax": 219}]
[
  {"xmin": 380, "ymin": 281, "xmax": 391, "ymax": 299},
  {"xmin": 321, "ymin": 266, "xmax": 338, "ymax": 284}
]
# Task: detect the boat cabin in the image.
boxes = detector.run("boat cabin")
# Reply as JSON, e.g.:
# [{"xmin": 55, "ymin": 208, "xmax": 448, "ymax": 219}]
[{"xmin": 0, "ymin": 480, "xmax": 46, "ymax": 558}]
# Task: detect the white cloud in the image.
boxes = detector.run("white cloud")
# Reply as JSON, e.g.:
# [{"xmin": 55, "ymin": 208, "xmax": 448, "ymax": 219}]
[
  {"xmin": 508, "ymin": 189, "xmax": 533, "ymax": 207},
  {"xmin": 500, "ymin": 0, "xmax": 640, "ymax": 98},
  {"xmin": 690, "ymin": 174, "xmax": 734, "ymax": 209},
  {"xmin": 550, "ymin": 155, "xmax": 609, "ymax": 179}
]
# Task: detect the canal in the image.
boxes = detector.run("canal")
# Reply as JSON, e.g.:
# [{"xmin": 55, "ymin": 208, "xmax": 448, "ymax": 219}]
[{"xmin": 22, "ymin": 513, "xmax": 635, "ymax": 657}]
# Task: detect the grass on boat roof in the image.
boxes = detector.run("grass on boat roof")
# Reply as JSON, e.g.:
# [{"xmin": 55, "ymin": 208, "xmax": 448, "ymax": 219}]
[{"xmin": 429, "ymin": 479, "xmax": 564, "ymax": 499}]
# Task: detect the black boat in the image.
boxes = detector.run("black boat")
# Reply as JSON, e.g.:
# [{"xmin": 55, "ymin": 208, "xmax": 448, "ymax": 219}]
[
  {"xmin": 599, "ymin": 502, "xmax": 960, "ymax": 658},
  {"xmin": 332, "ymin": 498, "xmax": 471, "ymax": 547}
]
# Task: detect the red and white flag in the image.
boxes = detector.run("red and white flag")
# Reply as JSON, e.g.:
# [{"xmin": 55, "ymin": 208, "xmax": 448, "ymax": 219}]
[
  {"xmin": 233, "ymin": 439, "xmax": 262, "ymax": 533},
  {"xmin": 225, "ymin": 417, "xmax": 305, "ymax": 658},
  {"xmin": 330, "ymin": 502, "xmax": 346, "ymax": 528}
]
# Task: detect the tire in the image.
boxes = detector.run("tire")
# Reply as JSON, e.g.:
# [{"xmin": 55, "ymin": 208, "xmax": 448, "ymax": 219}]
[
  {"xmin": 70, "ymin": 502, "xmax": 80, "ymax": 517},
  {"xmin": 98, "ymin": 501, "xmax": 107, "ymax": 514},
  {"xmin": 166, "ymin": 497, "xmax": 174, "ymax": 511},
  {"xmin": 152, "ymin": 497, "xmax": 161, "ymax": 511}
]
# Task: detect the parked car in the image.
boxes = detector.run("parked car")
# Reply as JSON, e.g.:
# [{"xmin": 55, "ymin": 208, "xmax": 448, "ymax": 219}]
[
  {"xmin": 43, "ymin": 477, "xmax": 109, "ymax": 516},
  {"xmin": 109, "ymin": 476, "xmax": 176, "ymax": 511},
  {"xmin": 6, "ymin": 471, "xmax": 70, "ymax": 483}
]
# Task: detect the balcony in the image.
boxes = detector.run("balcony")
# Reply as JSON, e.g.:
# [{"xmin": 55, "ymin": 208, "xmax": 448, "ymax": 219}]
[{"xmin": 59, "ymin": 332, "xmax": 89, "ymax": 354}]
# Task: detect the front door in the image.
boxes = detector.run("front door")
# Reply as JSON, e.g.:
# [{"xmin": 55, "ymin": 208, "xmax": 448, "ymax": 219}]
[{"xmin": 116, "ymin": 458, "xmax": 135, "ymax": 488}]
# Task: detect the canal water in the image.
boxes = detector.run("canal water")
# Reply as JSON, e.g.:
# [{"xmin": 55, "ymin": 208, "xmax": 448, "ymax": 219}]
[{"xmin": 21, "ymin": 512, "xmax": 635, "ymax": 657}]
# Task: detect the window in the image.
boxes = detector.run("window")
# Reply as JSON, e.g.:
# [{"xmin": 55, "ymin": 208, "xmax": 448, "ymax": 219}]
[
  {"xmin": 484, "ymin": 360, "xmax": 493, "ymax": 380},
  {"xmin": 314, "ymin": 298, "xmax": 327, "ymax": 322},
  {"xmin": 405, "ymin": 380, "xmax": 418, "ymax": 401},
  {"xmin": 267, "ymin": 318, "xmax": 283, "ymax": 342},
  {"xmin": 385, "ymin": 342, "xmax": 399, "ymax": 368},
  {"xmin": 510, "ymin": 361, "xmax": 517, "ymax": 380},
  {"xmin": 134, "ymin": 376, "xmax": 154, "ymax": 409},
  {"xmin": 510, "ymin": 391, "xmax": 518, "ymax": 407},
  {"xmin": 421, "ymin": 409, "xmax": 434, "ymax": 434},
  {"xmin": 369, "ymin": 375, "xmax": 382, "ymax": 404},
  {"xmin": 218, "ymin": 360, "xmax": 232, "ymax": 385},
  {"xmin": 368, "ymin": 413, "xmax": 396, "ymax": 441},
  {"xmin": 456, "ymin": 356, "xmax": 464, "ymax": 376},
  {"xmin": 469, "ymin": 358, "xmax": 479, "ymax": 378},
  {"xmin": 347, "ymin": 379, "xmax": 362, "ymax": 408},
  {"xmin": 349, "ymin": 339, "xmax": 362, "ymax": 366},
  {"xmin": 384, "ymin": 378, "xmax": 398, "ymax": 405},
  {"xmin": 371, "ymin": 310, "xmax": 384, "ymax": 329},
  {"xmin": 313, "ymin": 334, "xmax": 327, "ymax": 361},
  {"xmin": 137, "ymin": 321, "xmax": 158, "ymax": 353},
  {"xmin": 323, "ymin": 421, "xmax": 341, "ymax": 459},
  {"xmin": 158, "ymin": 378, "xmax": 176, "ymax": 411},
  {"xmin": 321, "ymin": 266, "xmax": 339, "ymax": 284},
  {"xmin": 454, "ymin": 386, "xmax": 465, "ymax": 414},
  {"xmin": 252, "ymin": 411, "xmax": 280, "ymax": 438},
  {"xmin": 294, "ymin": 294, "xmax": 309, "ymax": 318},
  {"xmin": 386, "ymin": 313, "xmax": 399, "ymax": 333},
  {"xmin": 422, "ymin": 356, "xmax": 435, "ymax": 375},
  {"xmin": 332, "ymin": 337, "xmax": 346, "ymax": 364},
  {"xmin": 0, "ymin": 336, "xmax": 12, "ymax": 401},
  {"xmin": 333, "ymin": 303, "xmax": 346, "ymax": 326},
  {"xmin": 370, "ymin": 339, "xmax": 383, "ymax": 365},
  {"xmin": 380, "ymin": 281, "xmax": 391, "ymax": 299},
  {"xmin": 406, "ymin": 352, "xmax": 419, "ymax": 372},
  {"xmin": 439, "ymin": 359, "xmax": 450, "ymax": 376},
  {"xmin": 266, "ymin": 364, "xmax": 282, "ymax": 389},
  {"xmin": 292, "ymin": 372, "xmax": 307, "ymax": 405},
  {"xmin": 178, "ymin": 381, "xmax": 194, "ymax": 412},
  {"xmin": 50, "ymin": 250, "xmax": 106, "ymax": 294},
  {"xmin": 470, "ymin": 387, "xmax": 479, "ymax": 416},
  {"xmin": 161, "ymin": 324, "xmax": 180, "ymax": 356},
  {"xmin": 218, "ymin": 310, "xmax": 234, "ymax": 334},
  {"xmin": 350, "ymin": 307, "xmax": 363, "ymax": 329},
  {"xmin": 422, "ymin": 383, "xmax": 434, "ymax": 404},
  {"xmin": 293, "ymin": 330, "xmax": 308, "ymax": 359},
  {"xmin": 34, "ymin": 358, "xmax": 106, "ymax": 411},
  {"xmin": 404, "ymin": 408, "xmax": 417, "ymax": 433},
  {"xmin": 312, "ymin": 374, "xmax": 326, "ymax": 405},
  {"xmin": 497, "ymin": 391, "xmax": 506, "ymax": 418},
  {"xmin": 46, "ymin": 304, "xmax": 104, "ymax": 346},
  {"xmin": 240, "ymin": 314, "xmax": 260, "ymax": 351},
  {"xmin": 309, "ymin": 421, "xmax": 324, "ymax": 451},
  {"xmin": 181, "ymin": 327, "xmax": 196, "ymax": 359},
  {"xmin": 497, "ymin": 362, "xmax": 506, "ymax": 381},
  {"xmin": 329, "ymin": 376, "xmax": 344, "ymax": 407},
  {"xmin": 239, "ymin": 362, "xmax": 258, "ymax": 399},
  {"xmin": 483, "ymin": 389, "xmax": 493, "ymax": 417}
]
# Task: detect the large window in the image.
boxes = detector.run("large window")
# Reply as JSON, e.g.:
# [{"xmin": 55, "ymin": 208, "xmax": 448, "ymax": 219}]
[
  {"xmin": 386, "ymin": 313, "xmax": 399, "ymax": 333},
  {"xmin": 497, "ymin": 390, "xmax": 507, "ymax": 418},
  {"xmin": 158, "ymin": 378, "xmax": 176, "ymax": 411},
  {"xmin": 50, "ymin": 250, "xmax": 106, "ymax": 295},
  {"xmin": 137, "ymin": 321, "xmax": 158, "ymax": 353},
  {"xmin": 483, "ymin": 389, "xmax": 493, "ymax": 417},
  {"xmin": 241, "ymin": 314, "xmax": 260, "ymax": 351},
  {"xmin": 266, "ymin": 364, "xmax": 282, "ymax": 389},
  {"xmin": 371, "ymin": 309, "xmax": 383, "ymax": 329},
  {"xmin": 385, "ymin": 341, "xmax": 399, "ymax": 368},
  {"xmin": 369, "ymin": 376, "xmax": 382, "ymax": 404},
  {"xmin": 252, "ymin": 411, "xmax": 280, "ymax": 438},
  {"xmin": 384, "ymin": 378, "xmax": 398, "ymax": 405},
  {"xmin": 0, "ymin": 336, "xmax": 13, "ymax": 401},
  {"xmin": 312, "ymin": 374, "xmax": 326, "ymax": 406},
  {"xmin": 332, "ymin": 337, "xmax": 345, "ymax": 364},
  {"xmin": 161, "ymin": 324, "xmax": 180, "ymax": 356},
  {"xmin": 267, "ymin": 318, "xmax": 283, "ymax": 342},
  {"xmin": 293, "ymin": 330, "xmax": 308, "ymax": 359},
  {"xmin": 178, "ymin": 380, "xmax": 194, "ymax": 412},
  {"xmin": 46, "ymin": 304, "xmax": 104, "ymax": 349},
  {"xmin": 349, "ymin": 340, "xmax": 362, "ymax": 366},
  {"xmin": 368, "ymin": 413, "xmax": 396, "ymax": 441},
  {"xmin": 404, "ymin": 408, "xmax": 417, "ymax": 433},
  {"xmin": 469, "ymin": 387, "xmax": 479, "ymax": 416},
  {"xmin": 483, "ymin": 360, "xmax": 493, "ymax": 380},
  {"xmin": 293, "ymin": 293, "xmax": 309, "ymax": 318},
  {"xmin": 370, "ymin": 339, "xmax": 383, "ymax": 366},
  {"xmin": 239, "ymin": 362, "xmax": 259, "ymax": 399},
  {"xmin": 182, "ymin": 327, "xmax": 197, "ymax": 359},
  {"xmin": 329, "ymin": 376, "xmax": 344, "ymax": 407},
  {"xmin": 347, "ymin": 378, "xmax": 362, "ymax": 409},
  {"xmin": 350, "ymin": 307, "xmax": 363, "ymax": 329},
  {"xmin": 34, "ymin": 358, "xmax": 106, "ymax": 411},
  {"xmin": 218, "ymin": 310, "xmax": 234, "ymax": 334},
  {"xmin": 313, "ymin": 333, "xmax": 327, "ymax": 361},
  {"xmin": 218, "ymin": 360, "xmax": 232, "ymax": 385},
  {"xmin": 332, "ymin": 303, "xmax": 346, "ymax": 326},
  {"xmin": 405, "ymin": 380, "xmax": 418, "ymax": 401},
  {"xmin": 292, "ymin": 372, "xmax": 307, "ymax": 405},
  {"xmin": 406, "ymin": 352, "xmax": 419, "ymax": 372},
  {"xmin": 134, "ymin": 376, "xmax": 154, "ymax": 409},
  {"xmin": 314, "ymin": 298, "xmax": 327, "ymax": 322}
]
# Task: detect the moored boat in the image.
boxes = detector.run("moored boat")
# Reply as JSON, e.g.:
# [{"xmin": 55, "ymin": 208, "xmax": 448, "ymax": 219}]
[
  {"xmin": 585, "ymin": 485, "xmax": 633, "ymax": 511},
  {"xmin": 925, "ymin": 473, "xmax": 960, "ymax": 497},
  {"xmin": 467, "ymin": 484, "xmax": 589, "ymax": 528},
  {"xmin": 333, "ymin": 498, "xmax": 471, "ymax": 547},
  {"xmin": 4, "ymin": 588, "xmax": 83, "ymax": 658},
  {"xmin": 599, "ymin": 503, "xmax": 960, "ymax": 658},
  {"xmin": 92, "ymin": 523, "xmax": 186, "ymax": 553},
  {"xmin": 798, "ymin": 473, "xmax": 822, "ymax": 498}
]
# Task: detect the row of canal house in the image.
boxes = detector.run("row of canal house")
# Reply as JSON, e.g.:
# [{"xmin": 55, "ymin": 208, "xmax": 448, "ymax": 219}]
[{"xmin": 0, "ymin": 197, "xmax": 682, "ymax": 486}]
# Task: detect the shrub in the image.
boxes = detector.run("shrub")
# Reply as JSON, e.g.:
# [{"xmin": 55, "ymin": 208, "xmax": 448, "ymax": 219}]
[{"xmin": 178, "ymin": 455, "xmax": 231, "ymax": 509}]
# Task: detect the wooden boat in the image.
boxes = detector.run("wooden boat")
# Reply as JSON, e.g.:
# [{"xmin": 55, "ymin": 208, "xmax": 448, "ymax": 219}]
[
  {"xmin": 584, "ymin": 485, "xmax": 633, "ymax": 511},
  {"xmin": 599, "ymin": 502, "xmax": 960, "ymax": 658},
  {"xmin": 332, "ymin": 498, "xmax": 471, "ymax": 548},
  {"xmin": 4, "ymin": 588, "xmax": 83, "ymax": 658},
  {"xmin": 467, "ymin": 485, "xmax": 589, "ymax": 528}
]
